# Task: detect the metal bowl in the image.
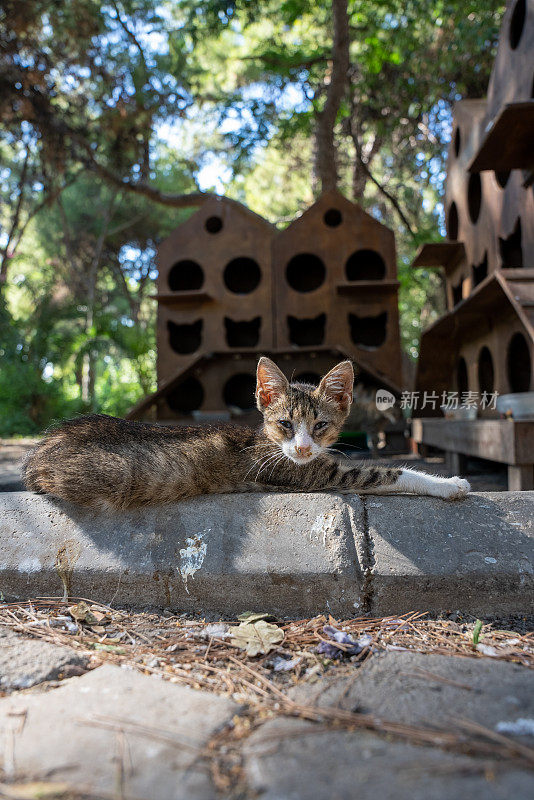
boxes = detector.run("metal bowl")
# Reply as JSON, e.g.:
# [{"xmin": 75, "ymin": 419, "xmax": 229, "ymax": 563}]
[{"xmin": 496, "ymin": 392, "xmax": 534, "ymax": 420}]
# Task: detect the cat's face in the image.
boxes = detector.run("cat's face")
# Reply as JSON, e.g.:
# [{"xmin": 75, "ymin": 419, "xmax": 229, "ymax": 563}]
[{"xmin": 255, "ymin": 357, "xmax": 353, "ymax": 465}]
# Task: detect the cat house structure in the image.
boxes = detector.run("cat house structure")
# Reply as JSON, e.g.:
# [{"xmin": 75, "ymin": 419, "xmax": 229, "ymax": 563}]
[
  {"xmin": 127, "ymin": 190, "xmax": 404, "ymax": 427},
  {"xmin": 411, "ymin": 0, "xmax": 534, "ymax": 488}
]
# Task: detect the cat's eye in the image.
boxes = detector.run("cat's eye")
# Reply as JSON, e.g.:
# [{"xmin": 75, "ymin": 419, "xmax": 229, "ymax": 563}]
[
  {"xmin": 278, "ymin": 420, "xmax": 292, "ymax": 430},
  {"xmin": 314, "ymin": 421, "xmax": 328, "ymax": 431}
]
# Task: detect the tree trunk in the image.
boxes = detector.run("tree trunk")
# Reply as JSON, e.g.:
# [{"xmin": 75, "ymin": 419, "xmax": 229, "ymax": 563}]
[
  {"xmin": 314, "ymin": 0, "xmax": 350, "ymax": 193},
  {"xmin": 81, "ymin": 191, "xmax": 118, "ymax": 407},
  {"xmin": 0, "ymin": 149, "xmax": 29, "ymax": 289}
]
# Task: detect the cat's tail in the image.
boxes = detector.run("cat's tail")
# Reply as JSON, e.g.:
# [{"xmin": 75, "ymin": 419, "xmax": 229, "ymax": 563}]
[{"xmin": 22, "ymin": 438, "xmax": 60, "ymax": 496}]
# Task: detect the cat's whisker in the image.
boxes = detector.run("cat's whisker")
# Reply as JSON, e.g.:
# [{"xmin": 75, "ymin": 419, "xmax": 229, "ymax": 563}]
[
  {"xmin": 266, "ymin": 454, "xmax": 287, "ymax": 480},
  {"xmin": 254, "ymin": 451, "xmax": 284, "ymax": 474},
  {"xmin": 327, "ymin": 447, "xmax": 350, "ymax": 458},
  {"xmin": 243, "ymin": 449, "xmax": 281, "ymax": 480},
  {"xmin": 254, "ymin": 451, "xmax": 284, "ymax": 481}
]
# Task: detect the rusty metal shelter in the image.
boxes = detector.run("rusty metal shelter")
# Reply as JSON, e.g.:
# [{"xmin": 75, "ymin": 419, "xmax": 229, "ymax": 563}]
[
  {"xmin": 128, "ymin": 190, "xmax": 403, "ymax": 426},
  {"xmin": 412, "ymin": 0, "xmax": 534, "ymax": 488}
]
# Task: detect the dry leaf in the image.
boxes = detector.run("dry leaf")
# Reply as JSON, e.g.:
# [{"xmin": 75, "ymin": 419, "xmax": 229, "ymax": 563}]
[
  {"xmin": 90, "ymin": 642, "xmax": 126, "ymax": 654},
  {"xmin": 68, "ymin": 601, "xmax": 99, "ymax": 626},
  {"xmin": 0, "ymin": 781, "xmax": 71, "ymax": 799},
  {"xmin": 237, "ymin": 611, "xmax": 276, "ymax": 623},
  {"xmin": 231, "ymin": 619, "xmax": 284, "ymax": 656}
]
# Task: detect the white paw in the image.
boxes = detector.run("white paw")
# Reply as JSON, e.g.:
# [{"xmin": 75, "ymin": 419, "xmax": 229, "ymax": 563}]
[{"xmin": 440, "ymin": 476, "xmax": 471, "ymax": 500}]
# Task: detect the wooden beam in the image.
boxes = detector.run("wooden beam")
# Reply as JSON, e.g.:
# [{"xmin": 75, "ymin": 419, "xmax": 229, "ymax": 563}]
[{"xmin": 469, "ymin": 102, "xmax": 534, "ymax": 173}]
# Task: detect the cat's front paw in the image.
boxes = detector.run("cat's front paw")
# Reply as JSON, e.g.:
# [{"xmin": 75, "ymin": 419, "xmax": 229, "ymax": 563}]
[{"xmin": 441, "ymin": 476, "xmax": 471, "ymax": 500}]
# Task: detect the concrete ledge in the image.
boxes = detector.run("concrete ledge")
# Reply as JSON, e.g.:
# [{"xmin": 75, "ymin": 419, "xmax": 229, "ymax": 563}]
[{"xmin": 0, "ymin": 491, "xmax": 533, "ymax": 617}]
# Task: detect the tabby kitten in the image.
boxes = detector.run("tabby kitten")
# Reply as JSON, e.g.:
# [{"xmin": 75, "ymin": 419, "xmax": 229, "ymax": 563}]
[{"xmin": 23, "ymin": 357, "xmax": 470, "ymax": 509}]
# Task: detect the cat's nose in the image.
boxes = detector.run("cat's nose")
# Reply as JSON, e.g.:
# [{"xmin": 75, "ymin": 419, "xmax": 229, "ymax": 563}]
[{"xmin": 295, "ymin": 445, "xmax": 312, "ymax": 457}]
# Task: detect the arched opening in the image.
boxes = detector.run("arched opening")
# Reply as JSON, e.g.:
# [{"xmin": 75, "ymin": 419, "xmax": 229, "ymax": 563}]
[
  {"xmin": 168, "ymin": 260, "xmax": 204, "ymax": 291},
  {"xmin": 467, "ymin": 174, "xmax": 482, "ymax": 224},
  {"xmin": 323, "ymin": 208, "xmax": 342, "ymax": 227},
  {"xmin": 223, "ymin": 373, "xmax": 257, "ymax": 410},
  {"xmin": 349, "ymin": 312, "xmax": 387, "ymax": 349},
  {"xmin": 166, "ymin": 377, "xmax": 204, "ymax": 414},
  {"xmin": 509, "ymin": 0, "xmax": 526, "ymax": 50},
  {"xmin": 507, "ymin": 332, "xmax": 532, "ymax": 392},
  {"xmin": 345, "ymin": 249, "xmax": 386, "ymax": 281},
  {"xmin": 295, "ymin": 372, "xmax": 321, "ymax": 386},
  {"xmin": 205, "ymin": 215, "xmax": 223, "ymax": 234},
  {"xmin": 472, "ymin": 252, "xmax": 488, "ymax": 287},
  {"xmin": 478, "ymin": 346, "xmax": 494, "ymax": 395},
  {"xmin": 452, "ymin": 278, "xmax": 464, "ymax": 306},
  {"xmin": 167, "ymin": 319, "xmax": 202, "ymax": 355},
  {"xmin": 448, "ymin": 202, "xmax": 459, "ymax": 240},
  {"xmin": 499, "ymin": 217, "xmax": 523, "ymax": 267},
  {"xmin": 224, "ymin": 317, "xmax": 261, "ymax": 348},
  {"xmin": 454, "ymin": 127, "xmax": 461, "ymax": 157},
  {"xmin": 457, "ymin": 357, "xmax": 468, "ymax": 396},
  {"xmin": 286, "ymin": 254, "xmax": 326, "ymax": 292},
  {"xmin": 224, "ymin": 257, "xmax": 261, "ymax": 294},
  {"xmin": 495, "ymin": 171, "xmax": 510, "ymax": 189},
  {"xmin": 287, "ymin": 313, "xmax": 326, "ymax": 346}
]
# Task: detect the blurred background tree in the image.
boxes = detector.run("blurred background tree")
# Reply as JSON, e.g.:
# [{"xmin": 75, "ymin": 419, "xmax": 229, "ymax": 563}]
[{"xmin": 0, "ymin": 0, "xmax": 505, "ymax": 434}]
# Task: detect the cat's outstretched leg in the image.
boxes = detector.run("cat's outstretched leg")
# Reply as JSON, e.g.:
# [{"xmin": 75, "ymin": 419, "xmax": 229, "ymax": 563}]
[
  {"xmin": 359, "ymin": 467, "xmax": 470, "ymax": 500},
  {"xmin": 318, "ymin": 462, "xmax": 470, "ymax": 500}
]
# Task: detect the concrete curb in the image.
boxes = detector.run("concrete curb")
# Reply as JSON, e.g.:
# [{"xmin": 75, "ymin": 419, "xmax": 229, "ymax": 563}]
[{"xmin": 0, "ymin": 491, "xmax": 533, "ymax": 616}]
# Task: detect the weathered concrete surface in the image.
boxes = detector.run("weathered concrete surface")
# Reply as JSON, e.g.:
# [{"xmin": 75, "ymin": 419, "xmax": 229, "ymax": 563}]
[
  {"xmin": 0, "ymin": 664, "xmax": 237, "ymax": 799},
  {"xmin": 289, "ymin": 651, "xmax": 534, "ymax": 734},
  {"xmin": 243, "ymin": 717, "xmax": 533, "ymax": 800},
  {"xmin": 244, "ymin": 650, "xmax": 534, "ymax": 800},
  {"xmin": 0, "ymin": 490, "xmax": 533, "ymax": 616},
  {"xmin": 0, "ymin": 626, "xmax": 88, "ymax": 691},
  {"xmin": 0, "ymin": 491, "xmax": 365, "ymax": 616},
  {"xmin": 368, "ymin": 492, "xmax": 534, "ymax": 616}
]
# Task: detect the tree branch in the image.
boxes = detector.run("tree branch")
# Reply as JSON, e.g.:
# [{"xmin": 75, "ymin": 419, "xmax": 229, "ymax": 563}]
[{"xmin": 348, "ymin": 116, "xmax": 417, "ymax": 240}]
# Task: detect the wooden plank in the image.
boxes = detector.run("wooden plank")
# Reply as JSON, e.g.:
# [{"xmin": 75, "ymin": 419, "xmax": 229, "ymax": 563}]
[
  {"xmin": 508, "ymin": 465, "xmax": 534, "ymax": 491},
  {"xmin": 411, "ymin": 418, "xmax": 534, "ymax": 465},
  {"xmin": 411, "ymin": 242, "xmax": 465, "ymax": 270},
  {"xmin": 336, "ymin": 280, "xmax": 399, "ymax": 295},
  {"xmin": 514, "ymin": 421, "xmax": 534, "ymax": 463},
  {"xmin": 469, "ymin": 102, "xmax": 534, "ymax": 173},
  {"xmin": 150, "ymin": 291, "xmax": 214, "ymax": 305}
]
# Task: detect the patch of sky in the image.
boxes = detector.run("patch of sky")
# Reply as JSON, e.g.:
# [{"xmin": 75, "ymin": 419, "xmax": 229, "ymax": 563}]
[{"xmin": 42, "ymin": 363, "xmax": 54, "ymax": 381}]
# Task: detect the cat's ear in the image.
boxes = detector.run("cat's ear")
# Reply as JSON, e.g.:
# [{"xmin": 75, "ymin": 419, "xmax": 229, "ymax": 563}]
[
  {"xmin": 256, "ymin": 357, "xmax": 289, "ymax": 409},
  {"xmin": 317, "ymin": 361, "xmax": 354, "ymax": 413}
]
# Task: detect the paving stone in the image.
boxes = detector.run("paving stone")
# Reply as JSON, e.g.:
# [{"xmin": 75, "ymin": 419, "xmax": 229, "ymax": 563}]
[
  {"xmin": 243, "ymin": 651, "xmax": 534, "ymax": 799},
  {"xmin": 244, "ymin": 716, "xmax": 534, "ymax": 800},
  {"xmin": 0, "ymin": 626, "xmax": 88, "ymax": 691},
  {"xmin": 0, "ymin": 664, "xmax": 238, "ymax": 800},
  {"xmin": 288, "ymin": 651, "xmax": 534, "ymax": 736}
]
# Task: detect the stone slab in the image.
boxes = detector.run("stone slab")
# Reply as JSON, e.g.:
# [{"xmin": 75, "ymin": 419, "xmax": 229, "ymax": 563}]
[
  {"xmin": 0, "ymin": 491, "xmax": 365, "ymax": 617},
  {"xmin": 0, "ymin": 664, "xmax": 237, "ymax": 800},
  {"xmin": 0, "ymin": 626, "xmax": 88, "ymax": 691},
  {"xmin": 367, "ymin": 492, "xmax": 534, "ymax": 615},
  {"xmin": 244, "ymin": 716, "xmax": 534, "ymax": 800},
  {"xmin": 244, "ymin": 650, "xmax": 534, "ymax": 800},
  {"xmin": 289, "ymin": 651, "xmax": 534, "ymax": 735}
]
